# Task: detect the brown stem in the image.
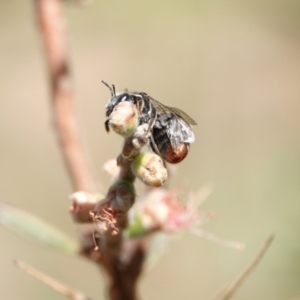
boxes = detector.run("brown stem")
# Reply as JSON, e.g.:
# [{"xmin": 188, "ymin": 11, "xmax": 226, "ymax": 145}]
[
  {"xmin": 14, "ymin": 260, "xmax": 92, "ymax": 300},
  {"xmin": 211, "ymin": 234, "xmax": 275, "ymax": 300},
  {"xmin": 98, "ymin": 138, "xmax": 145, "ymax": 300},
  {"xmin": 35, "ymin": 0, "xmax": 97, "ymax": 192}
]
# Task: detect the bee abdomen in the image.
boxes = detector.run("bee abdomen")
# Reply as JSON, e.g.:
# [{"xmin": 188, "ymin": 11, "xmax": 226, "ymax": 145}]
[
  {"xmin": 150, "ymin": 127, "xmax": 189, "ymax": 164},
  {"xmin": 159, "ymin": 142, "xmax": 189, "ymax": 164}
]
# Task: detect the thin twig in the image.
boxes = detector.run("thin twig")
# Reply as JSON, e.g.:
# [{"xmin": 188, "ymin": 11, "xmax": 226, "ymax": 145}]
[
  {"xmin": 191, "ymin": 228, "xmax": 244, "ymax": 250},
  {"xmin": 14, "ymin": 260, "xmax": 92, "ymax": 300},
  {"xmin": 211, "ymin": 234, "xmax": 275, "ymax": 300},
  {"xmin": 35, "ymin": 0, "xmax": 97, "ymax": 192}
]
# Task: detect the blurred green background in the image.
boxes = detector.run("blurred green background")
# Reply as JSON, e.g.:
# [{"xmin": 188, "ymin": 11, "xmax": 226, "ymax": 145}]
[{"xmin": 1, "ymin": 0, "xmax": 300, "ymax": 299}]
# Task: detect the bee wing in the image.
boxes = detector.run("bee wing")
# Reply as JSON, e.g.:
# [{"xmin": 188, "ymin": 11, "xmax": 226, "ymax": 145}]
[
  {"xmin": 168, "ymin": 117, "xmax": 195, "ymax": 147},
  {"xmin": 148, "ymin": 96, "xmax": 197, "ymax": 126},
  {"xmin": 165, "ymin": 106, "xmax": 198, "ymax": 125},
  {"xmin": 148, "ymin": 96, "xmax": 196, "ymax": 148}
]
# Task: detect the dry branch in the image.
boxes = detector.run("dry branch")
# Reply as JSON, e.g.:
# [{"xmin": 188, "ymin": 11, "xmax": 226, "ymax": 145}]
[
  {"xmin": 15, "ymin": 260, "xmax": 92, "ymax": 300},
  {"xmin": 211, "ymin": 234, "xmax": 275, "ymax": 300},
  {"xmin": 35, "ymin": 0, "xmax": 97, "ymax": 192}
]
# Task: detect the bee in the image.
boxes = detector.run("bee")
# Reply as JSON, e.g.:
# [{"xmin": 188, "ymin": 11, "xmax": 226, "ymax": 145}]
[{"xmin": 102, "ymin": 81, "xmax": 197, "ymax": 164}]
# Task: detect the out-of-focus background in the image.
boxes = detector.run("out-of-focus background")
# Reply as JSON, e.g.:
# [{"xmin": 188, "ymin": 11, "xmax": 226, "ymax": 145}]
[{"xmin": 1, "ymin": 0, "xmax": 300, "ymax": 299}]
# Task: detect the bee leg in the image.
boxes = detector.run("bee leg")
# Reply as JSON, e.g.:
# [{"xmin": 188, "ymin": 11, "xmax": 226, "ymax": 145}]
[
  {"xmin": 135, "ymin": 96, "xmax": 144, "ymax": 115},
  {"xmin": 145, "ymin": 115, "xmax": 156, "ymax": 136},
  {"xmin": 132, "ymin": 138, "xmax": 141, "ymax": 149},
  {"xmin": 132, "ymin": 124, "xmax": 149, "ymax": 149},
  {"xmin": 132, "ymin": 135, "xmax": 147, "ymax": 149},
  {"xmin": 105, "ymin": 120, "xmax": 110, "ymax": 132},
  {"xmin": 162, "ymin": 159, "xmax": 167, "ymax": 168}
]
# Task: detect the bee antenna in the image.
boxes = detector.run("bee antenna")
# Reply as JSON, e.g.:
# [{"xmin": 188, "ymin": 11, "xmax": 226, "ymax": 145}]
[{"xmin": 102, "ymin": 80, "xmax": 116, "ymax": 97}]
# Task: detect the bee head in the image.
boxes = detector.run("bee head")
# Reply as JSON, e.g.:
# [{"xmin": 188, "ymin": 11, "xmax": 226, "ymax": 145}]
[
  {"xmin": 105, "ymin": 93, "xmax": 130, "ymax": 116},
  {"xmin": 102, "ymin": 81, "xmax": 127, "ymax": 116}
]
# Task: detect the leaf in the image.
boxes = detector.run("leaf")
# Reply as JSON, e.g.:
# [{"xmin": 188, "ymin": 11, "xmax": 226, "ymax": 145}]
[
  {"xmin": 126, "ymin": 214, "xmax": 148, "ymax": 238},
  {"xmin": 0, "ymin": 204, "xmax": 79, "ymax": 255}
]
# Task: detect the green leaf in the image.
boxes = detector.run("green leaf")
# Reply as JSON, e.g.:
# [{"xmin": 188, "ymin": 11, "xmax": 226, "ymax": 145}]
[
  {"xmin": 126, "ymin": 213, "xmax": 147, "ymax": 238},
  {"xmin": 0, "ymin": 204, "xmax": 79, "ymax": 255}
]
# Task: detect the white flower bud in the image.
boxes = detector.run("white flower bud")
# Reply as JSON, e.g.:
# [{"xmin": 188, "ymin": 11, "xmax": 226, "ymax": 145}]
[
  {"xmin": 107, "ymin": 101, "xmax": 138, "ymax": 137},
  {"xmin": 131, "ymin": 153, "xmax": 168, "ymax": 187}
]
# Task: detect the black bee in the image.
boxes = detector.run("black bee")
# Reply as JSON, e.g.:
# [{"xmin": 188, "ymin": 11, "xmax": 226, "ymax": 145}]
[{"xmin": 102, "ymin": 81, "xmax": 197, "ymax": 164}]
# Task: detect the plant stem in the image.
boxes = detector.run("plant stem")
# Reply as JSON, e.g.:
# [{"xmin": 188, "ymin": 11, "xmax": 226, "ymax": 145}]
[
  {"xmin": 35, "ymin": 1, "xmax": 144, "ymax": 299},
  {"xmin": 35, "ymin": 0, "xmax": 97, "ymax": 192}
]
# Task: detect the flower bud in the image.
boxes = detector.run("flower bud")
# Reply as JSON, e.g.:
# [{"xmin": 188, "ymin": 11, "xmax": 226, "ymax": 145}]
[
  {"xmin": 69, "ymin": 191, "xmax": 103, "ymax": 223},
  {"xmin": 106, "ymin": 101, "xmax": 138, "ymax": 137},
  {"xmin": 131, "ymin": 153, "xmax": 168, "ymax": 187},
  {"xmin": 103, "ymin": 159, "xmax": 120, "ymax": 181}
]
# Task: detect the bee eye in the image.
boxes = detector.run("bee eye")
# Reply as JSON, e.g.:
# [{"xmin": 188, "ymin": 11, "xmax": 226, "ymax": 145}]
[{"xmin": 121, "ymin": 96, "xmax": 127, "ymax": 102}]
